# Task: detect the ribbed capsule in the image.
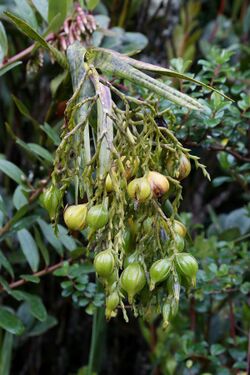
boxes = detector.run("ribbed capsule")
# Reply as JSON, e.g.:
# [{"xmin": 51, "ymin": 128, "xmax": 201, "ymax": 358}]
[
  {"xmin": 173, "ymin": 220, "xmax": 187, "ymax": 238},
  {"xmin": 42, "ymin": 185, "xmax": 62, "ymax": 220},
  {"xmin": 149, "ymin": 259, "xmax": 172, "ymax": 290},
  {"xmin": 63, "ymin": 204, "xmax": 87, "ymax": 231},
  {"xmin": 94, "ymin": 250, "xmax": 115, "ymax": 278},
  {"xmin": 105, "ymin": 291, "xmax": 120, "ymax": 320},
  {"xmin": 87, "ymin": 204, "xmax": 109, "ymax": 229},
  {"xmin": 147, "ymin": 171, "xmax": 169, "ymax": 198},
  {"xmin": 175, "ymin": 253, "xmax": 198, "ymax": 286},
  {"xmin": 127, "ymin": 177, "xmax": 151, "ymax": 203},
  {"xmin": 120, "ymin": 263, "xmax": 146, "ymax": 304}
]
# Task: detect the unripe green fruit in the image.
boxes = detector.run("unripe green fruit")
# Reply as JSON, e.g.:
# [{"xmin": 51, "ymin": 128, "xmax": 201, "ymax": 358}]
[
  {"xmin": 87, "ymin": 204, "xmax": 109, "ymax": 229},
  {"xmin": 123, "ymin": 227, "xmax": 135, "ymax": 254},
  {"xmin": 42, "ymin": 185, "xmax": 62, "ymax": 220},
  {"xmin": 147, "ymin": 171, "xmax": 169, "ymax": 198},
  {"xmin": 162, "ymin": 302, "xmax": 171, "ymax": 329},
  {"xmin": 105, "ymin": 291, "xmax": 119, "ymax": 320},
  {"xmin": 127, "ymin": 177, "xmax": 151, "ymax": 203},
  {"xmin": 173, "ymin": 234, "xmax": 185, "ymax": 252},
  {"xmin": 105, "ymin": 174, "xmax": 113, "ymax": 192},
  {"xmin": 175, "ymin": 253, "xmax": 198, "ymax": 286},
  {"xmin": 124, "ymin": 252, "xmax": 139, "ymax": 268},
  {"xmin": 120, "ymin": 263, "xmax": 146, "ymax": 304},
  {"xmin": 149, "ymin": 258, "xmax": 172, "ymax": 290},
  {"xmin": 94, "ymin": 250, "xmax": 115, "ymax": 278},
  {"xmin": 63, "ymin": 204, "xmax": 87, "ymax": 231}
]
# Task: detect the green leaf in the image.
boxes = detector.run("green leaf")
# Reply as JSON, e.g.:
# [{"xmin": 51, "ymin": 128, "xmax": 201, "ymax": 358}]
[
  {"xmin": 0, "ymin": 159, "xmax": 25, "ymax": 184},
  {"xmin": 87, "ymin": 48, "xmax": 205, "ymax": 111},
  {"xmin": 86, "ymin": 0, "xmax": 100, "ymax": 11},
  {"xmin": 41, "ymin": 123, "xmax": 61, "ymax": 146},
  {"xmin": 0, "ymin": 61, "xmax": 22, "ymax": 77},
  {"xmin": 0, "ymin": 332, "xmax": 13, "ymax": 375},
  {"xmin": 20, "ymin": 274, "xmax": 40, "ymax": 283},
  {"xmin": 0, "ymin": 250, "xmax": 14, "ymax": 278},
  {"xmin": 210, "ymin": 344, "xmax": 226, "ymax": 356},
  {"xmin": 32, "ymin": 0, "xmax": 48, "ymax": 22},
  {"xmin": 27, "ymin": 143, "xmax": 53, "ymax": 163},
  {"xmin": 57, "ymin": 225, "xmax": 77, "ymax": 251},
  {"xmin": 0, "ymin": 307, "xmax": 25, "ymax": 335},
  {"xmin": 27, "ymin": 315, "xmax": 57, "ymax": 336},
  {"xmin": 4, "ymin": 11, "xmax": 68, "ymax": 69},
  {"xmin": 16, "ymin": 139, "xmax": 53, "ymax": 164},
  {"xmin": 11, "ymin": 291, "xmax": 47, "ymax": 322},
  {"xmin": 0, "ymin": 21, "xmax": 8, "ymax": 63},
  {"xmin": 13, "ymin": 186, "xmax": 28, "ymax": 210},
  {"xmin": 48, "ymin": 0, "xmax": 67, "ymax": 29},
  {"xmin": 240, "ymin": 282, "xmax": 250, "ymax": 295},
  {"xmin": 34, "ymin": 227, "xmax": 50, "ymax": 267},
  {"xmin": 12, "ymin": 95, "xmax": 38, "ymax": 126},
  {"xmin": 14, "ymin": 0, "xmax": 38, "ymax": 30},
  {"xmin": 17, "ymin": 229, "xmax": 40, "ymax": 272},
  {"xmin": 37, "ymin": 219, "xmax": 63, "ymax": 255}
]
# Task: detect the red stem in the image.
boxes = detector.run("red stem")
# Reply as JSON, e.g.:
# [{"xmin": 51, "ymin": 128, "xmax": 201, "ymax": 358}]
[{"xmin": 0, "ymin": 258, "xmax": 72, "ymax": 293}]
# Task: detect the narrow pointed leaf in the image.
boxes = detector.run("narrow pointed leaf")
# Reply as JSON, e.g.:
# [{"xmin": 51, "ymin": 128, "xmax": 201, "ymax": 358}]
[
  {"xmin": 87, "ymin": 48, "xmax": 204, "ymax": 111},
  {"xmin": 0, "ymin": 307, "xmax": 25, "ymax": 335}
]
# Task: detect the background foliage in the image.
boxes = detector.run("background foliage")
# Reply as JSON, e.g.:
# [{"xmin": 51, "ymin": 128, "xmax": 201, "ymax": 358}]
[{"xmin": 0, "ymin": 0, "xmax": 249, "ymax": 374}]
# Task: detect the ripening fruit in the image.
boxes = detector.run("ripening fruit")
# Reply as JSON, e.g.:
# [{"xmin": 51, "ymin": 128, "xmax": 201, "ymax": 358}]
[
  {"xmin": 123, "ymin": 156, "xmax": 139, "ymax": 180},
  {"xmin": 105, "ymin": 291, "xmax": 119, "ymax": 320},
  {"xmin": 149, "ymin": 258, "xmax": 172, "ymax": 290},
  {"xmin": 42, "ymin": 185, "xmax": 62, "ymax": 220},
  {"xmin": 94, "ymin": 250, "xmax": 115, "ymax": 278},
  {"xmin": 127, "ymin": 177, "xmax": 151, "ymax": 202},
  {"xmin": 120, "ymin": 263, "xmax": 146, "ymax": 304},
  {"xmin": 147, "ymin": 171, "xmax": 169, "ymax": 198},
  {"xmin": 173, "ymin": 220, "xmax": 187, "ymax": 238},
  {"xmin": 63, "ymin": 204, "xmax": 87, "ymax": 231},
  {"xmin": 166, "ymin": 152, "xmax": 191, "ymax": 180},
  {"xmin": 87, "ymin": 204, "xmax": 109, "ymax": 229},
  {"xmin": 175, "ymin": 253, "xmax": 198, "ymax": 286}
]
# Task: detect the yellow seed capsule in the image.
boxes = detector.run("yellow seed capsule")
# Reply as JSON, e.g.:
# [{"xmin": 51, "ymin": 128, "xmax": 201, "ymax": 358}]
[{"xmin": 63, "ymin": 204, "xmax": 88, "ymax": 231}]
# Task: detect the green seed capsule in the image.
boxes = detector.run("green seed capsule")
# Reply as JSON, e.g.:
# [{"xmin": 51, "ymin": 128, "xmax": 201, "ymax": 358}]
[
  {"xmin": 105, "ymin": 291, "xmax": 119, "ymax": 320},
  {"xmin": 123, "ymin": 227, "xmax": 135, "ymax": 254},
  {"xmin": 127, "ymin": 177, "xmax": 151, "ymax": 203},
  {"xmin": 120, "ymin": 263, "xmax": 146, "ymax": 304},
  {"xmin": 94, "ymin": 250, "xmax": 115, "ymax": 278},
  {"xmin": 173, "ymin": 220, "xmax": 187, "ymax": 238},
  {"xmin": 149, "ymin": 259, "xmax": 172, "ymax": 290},
  {"xmin": 42, "ymin": 185, "xmax": 62, "ymax": 220},
  {"xmin": 63, "ymin": 204, "xmax": 88, "ymax": 231},
  {"xmin": 87, "ymin": 204, "xmax": 109, "ymax": 229},
  {"xmin": 174, "ymin": 234, "xmax": 185, "ymax": 252},
  {"xmin": 175, "ymin": 253, "xmax": 198, "ymax": 286},
  {"xmin": 162, "ymin": 302, "xmax": 171, "ymax": 329},
  {"xmin": 124, "ymin": 252, "xmax": 139, "ymax": 268}
]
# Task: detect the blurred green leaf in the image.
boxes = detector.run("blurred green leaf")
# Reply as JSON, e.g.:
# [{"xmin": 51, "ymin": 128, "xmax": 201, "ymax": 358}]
[
  {"xmin": 0, "ymin": 61, "xmax": 22, "ymax": 77},
  {"xmin": 0, "ymin": 332, "xmax": 13, "ymax": 375},
  {"xmin": 86, "ymin": 0, "xmax": 100, "ymax": 11},
  {"xmin": 32, "ymin": 0, "xmax": 48, "ymax": 22},
  {"xmin": 0, "ymin": 307, "xmax": 25, "ymax": 335},
  {"xmin": 41, "ymin": 123, "xmax": 61, "ymax": 146},
  {"xmin": 0, "ymin": 21, "xmax": 8, "ymax": 63},
  {"xmin": 0, "ymin": 250, "xmax": 14, "ymax": 278},
  {"xmin": 13, "ymin": 186, "xmax": 28, "ymax": 210},
  {"xmin": 48, "ymin": 0, "xmax": 68, "ymax": 29},
  {"xmin": 27, "ymin": 315, "xmax": 57, "ymax": 336},
  {"xmin": 17, "ymin": 229, "xmax": 40, "ymax": 272},
  {"xmin": 11, "ymin": 291, "xmax": 47, "ymax": 322},
  {"xmin": 0, "ymin": 159, "xmax": 25, "ymax": 184}
]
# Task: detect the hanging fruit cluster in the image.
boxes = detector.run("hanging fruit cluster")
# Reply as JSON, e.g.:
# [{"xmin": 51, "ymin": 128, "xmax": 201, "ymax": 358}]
[{"xmin": 41, "ymin": 43, "xmax": 212, "ymax": 327}]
